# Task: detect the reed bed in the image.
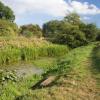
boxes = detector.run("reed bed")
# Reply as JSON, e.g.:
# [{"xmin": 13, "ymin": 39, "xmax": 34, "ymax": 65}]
[{"xmin": 0, "ymin": 37, "xmax": 69, "ymax": 65}]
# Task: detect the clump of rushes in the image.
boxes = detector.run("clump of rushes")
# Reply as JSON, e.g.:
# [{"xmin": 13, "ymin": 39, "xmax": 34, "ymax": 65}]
[{"xmin": 0, "ymin": 44, "xmax": 69, "ymax": 65}]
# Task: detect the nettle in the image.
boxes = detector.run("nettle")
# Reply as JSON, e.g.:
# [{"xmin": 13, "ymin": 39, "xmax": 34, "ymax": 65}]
[{"xmin": 0, "ymin": 70, "xmax": 18, "ymax": 84}]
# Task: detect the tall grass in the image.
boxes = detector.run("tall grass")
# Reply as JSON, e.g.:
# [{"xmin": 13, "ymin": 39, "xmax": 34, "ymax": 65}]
[{"xmin": 0, "ymin": 44, "xmax": 68, "ymax": 66}]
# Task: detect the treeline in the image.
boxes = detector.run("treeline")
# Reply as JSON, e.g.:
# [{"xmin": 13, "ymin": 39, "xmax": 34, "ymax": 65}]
[
  {"xmin": 43, "ymin": 13, "xmax": 100, "ymax": 48},
  {"xmin": 0, "ymin": 1, "xmax": 100, "ymax": 48}
]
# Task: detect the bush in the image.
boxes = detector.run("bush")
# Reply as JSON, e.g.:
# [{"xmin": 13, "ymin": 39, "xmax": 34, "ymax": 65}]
[
  {"xmin": 20, "ymin": 24, "xmax": 42, "ymax": 38},
  {"xmin": 43, "ymin": 20, "xmax": 87, "ymax": 48},
  {"xmin": 43, "ymin": 13, "xmax": 99, "ymax": 48},
  {"xmin": 0, "ymin": 19, "xmax": 18, "ymax": 36}
]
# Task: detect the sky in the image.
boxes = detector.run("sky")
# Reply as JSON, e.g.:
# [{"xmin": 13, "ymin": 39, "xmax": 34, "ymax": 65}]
[{"xmin": 1, "ymin": 0, "xmax": 100, "ymax": 27}]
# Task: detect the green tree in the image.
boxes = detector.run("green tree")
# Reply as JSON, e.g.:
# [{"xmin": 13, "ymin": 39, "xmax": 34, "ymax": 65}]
[
  {"xmin": 43, "ymin": 13, "xmax": 98, "ymax": 48},
  {"xmin": 20, "ymin": 24, "xmax": 42, "ymax": 38},
  {"xmin": 0, "ymin": 1, "xmax": 15, "ymax": 21},
  {"xmin": 43, "ymin": 20, "xmax": 86, "ymax": 48},
  {"xmin": 80, "ymin": 23, "xmax": 98, "ymax": 42},
  {"xmin": 64, "ymin": 13, "xmax": 81, "ymax": 25}
]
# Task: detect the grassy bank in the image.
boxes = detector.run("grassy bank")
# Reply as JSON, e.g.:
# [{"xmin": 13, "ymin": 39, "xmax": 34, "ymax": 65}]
[
  {"xmin": 0, "ymin": 37, "xmax": 68, "ymax": 66},
  {"xmin": 0, "ymin": 38, "xmax": 100, "ymax": 100},
  {"xmin": 16, "ymin": 42, "xmax": 100, "ymax": 100}
]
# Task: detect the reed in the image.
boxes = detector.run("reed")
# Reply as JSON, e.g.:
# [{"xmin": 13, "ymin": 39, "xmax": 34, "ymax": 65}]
[{"xmin": 0, "ymin": 44, "xmax": 68, "ymax": 65}]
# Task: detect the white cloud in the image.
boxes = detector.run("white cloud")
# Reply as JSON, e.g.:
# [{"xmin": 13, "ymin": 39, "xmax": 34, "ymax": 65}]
[
  {"xmin": 1, "ymin": 0, "xmax": 68, "ymax": 17},
  {"xmin": 1, "ymin": 0, "xmax": 100, "ymax": 24},
  {"xmin": 2, "ymin": 0, "xmax": 100, "ymax": 16},
  {"xmin": 70, "ymin": 1, "xmax": 100, "ymax": 15}
]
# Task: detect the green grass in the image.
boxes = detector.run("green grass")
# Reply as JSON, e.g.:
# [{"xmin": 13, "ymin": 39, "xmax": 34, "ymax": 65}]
[
  {"xmin": 0, "ymin": 37, "xmax": 68, "ymax": 66},
  {"xmin": 0, "ymin": 75, "xmax": 42, "ymax": 100},
  {"xmin": 16, "ymin": 42, "xmax": 100, "ymax": 100},
  {"xmin": 33, "ymin": 57, "xmax": 57, "ymax": 70},
  {"xmin": 0, "ymin": 42, "xmax": 100, "ymax": 100}
]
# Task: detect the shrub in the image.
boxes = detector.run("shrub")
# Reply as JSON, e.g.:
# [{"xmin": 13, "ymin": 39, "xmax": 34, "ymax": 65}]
[
  {"xmin": 20, "ymin": 24, "xmax": 42, "ymax": 38},
  {"xmin": 0, "ymin": 19, "xmax": 18, "ymax": 36}
]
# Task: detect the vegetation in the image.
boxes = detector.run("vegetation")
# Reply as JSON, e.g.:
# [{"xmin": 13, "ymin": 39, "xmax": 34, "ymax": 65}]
[
  {"xmin": 0, "ymin": 19, "xmax": 18, "ymax": 36},
  {"xmin": 0, "ymin": 43, "xmax": 100, "ymax": 100},
  {"xmin": 20, "ymin": 24, "xmax": 42, "ymax": 38},
  {"xmin": 43, "ymin": 13, "xmax": 98, "ymax": 48},
  {"xmin": 16, "ymin": 43, "xmax": 100, "ymax": 100},
  {"xmin": 0, "ymin": 37, "xmax": 68, "ymax": 66},
  {"xmin": 0, "ymin": 1, "xmax": 100, "ymax": 100},
  {"xmin": 0, "ymin": 1, "xmax": 15, "ymax": 22}
]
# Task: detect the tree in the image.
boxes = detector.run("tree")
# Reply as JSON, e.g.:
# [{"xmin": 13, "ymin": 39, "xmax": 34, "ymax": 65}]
[
  {"xmin": 80, "ymin": 23, "xmax": 98, "ymax": 42},
  {"xmin": 43, "ymin": 13, "xmax": 98, "ymax": 48},
  {"xmin": 96, "ymin": 29, "xmax": 100, "ymax": 41},
  {"xmin": 64, "ymin": 13, "xmax": 81, "ymax": 25},
  {"xmin": 43, "ymin": 20, "xmax": 61, "ymax": 38},
  {"xmin": 20, "ymin": 24, "xmax": 42, "ymax": 38},
  {"xmin": 0, "ymin": 1, "xmax": 15, "ymax": 21},
  {"xmin": 54, "ymin": 24, "xmax": 86, "ymax": 48},
  {"xmin": 43, "ymin": 19, "xmax": 86, "ymax": 48}
]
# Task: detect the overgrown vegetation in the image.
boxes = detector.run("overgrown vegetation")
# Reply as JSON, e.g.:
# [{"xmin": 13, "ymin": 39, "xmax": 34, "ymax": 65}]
[
  {"xmin": 0, "ymin": 43, "xmax": 100, "ymax": 100},
  {"xmin": 0, "ymin": 20, "xmax": 18, "ymax": 36},
  {"xmin": 20, "ymin": 24, "xmax": 42, "ymax": 38},
  {"xmin": 43, "ymin": 13, "xmax": 99, "ymax": 48},
  {"xmin": 0, "ymin": 1, "xmax": 100, "ymax": 100},
  {"xmin": 0, "ymin": 39, "xmax": 68, "ymax": 66},
  {"xmin": 16, "ymin": 43, "xmax": 100, "ymax": 100}
]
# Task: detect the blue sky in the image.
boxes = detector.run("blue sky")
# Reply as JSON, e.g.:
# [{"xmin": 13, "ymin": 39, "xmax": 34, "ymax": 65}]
[{"xmin": 1, "ymin": 0, "xmax": 100, "ymax": 27}]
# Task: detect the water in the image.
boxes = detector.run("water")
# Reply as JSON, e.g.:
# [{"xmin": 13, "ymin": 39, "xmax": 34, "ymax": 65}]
[{"xmin": 0, "ymin": 63, "xmax": 43, "ymax": 77}]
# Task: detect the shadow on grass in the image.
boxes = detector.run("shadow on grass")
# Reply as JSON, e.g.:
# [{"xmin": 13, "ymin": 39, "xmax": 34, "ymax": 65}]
[
  {"xmin": 91, "ymin": 43, "xmax": 100, "ymax": 85},
  {"xmin": 91, "ymin": 43, "xmax": 100, "ymax": 72}
]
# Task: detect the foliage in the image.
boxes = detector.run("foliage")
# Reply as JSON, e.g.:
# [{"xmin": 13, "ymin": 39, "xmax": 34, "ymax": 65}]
[
  {"xmin": 0, "ymin": 19, "xmax": 18, "ymax": 36},
  {"xmin": 0, "ymin": 70, "xmax": 17, "ymax": 84},
  {"xmin": 43, "ymin": 20, "xmax": 87, "ymax": 48},
  {"xmin": 0, "ymin": 40, "xmax": 68, "ymax": 65},
  {"xmin": 96, "ymin": 29, "xmax": 100, "ymax": 41},
  {"xmin": 43, "ymin": 13, "xmax": 99, "ymax": 48},
  {"xmin": 0, "ymin": 74, "xmax": 41, "ymax": 100},
  {"xmin": 20, "ymin": 24, "xmax": 42, "ymax": 38},
  {"xmin": 0, "ymin": 1, "xmax": 15, "ymax": 22},
  {"xmin": 80, "ymin": 23, "xmax": 98, "ymax": 42},
  {"xmin": 13, "ymin": 43, "xmax": 100, "ymax": 100},
  {"xmin": 64, "ymin": 13, "xmax": 81, "ymax": 25}
]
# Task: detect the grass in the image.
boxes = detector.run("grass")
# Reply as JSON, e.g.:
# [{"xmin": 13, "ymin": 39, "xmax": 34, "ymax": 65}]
[
  {"xmin": 91, "ymin": 43, "xmax": 100, "ymax": 87},
  {"xmin": 0, "ymin": 40, "xmax": 100, "ymax": 100},
  {"xmin": 16, "ymin": 42, "xmax": 100, "ymax": 100},
  {"xmin": 0, "ymin": 37, "xmax": 68, "ymax": 66},
  {"xmin": 0, "ymin": 75, "xmax": 42, "ymax": 100},
  {"xmin": 33, "ymin": 57, "xmax": 57, "ymax": 70}
]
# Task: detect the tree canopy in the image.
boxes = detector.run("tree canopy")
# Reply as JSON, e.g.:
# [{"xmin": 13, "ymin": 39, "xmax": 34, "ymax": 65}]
[
  {"xmin": 0, "ymin": 1, "xmax": 15, "ymax": 22},
  {"xmin": 20, "ymin": 24, "xmax": 42, "ymax": 38},
  {"xmin": 43, "ymin": 13, "xmax": 98, "ymax": 48}
]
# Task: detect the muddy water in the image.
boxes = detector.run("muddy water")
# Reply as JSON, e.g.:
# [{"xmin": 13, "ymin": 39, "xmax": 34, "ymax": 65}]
[{"xmin": 0, "ymin": 63, "xmax": 43, "ymax": 77}]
